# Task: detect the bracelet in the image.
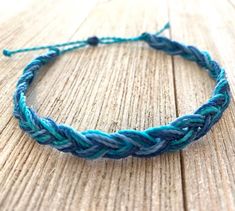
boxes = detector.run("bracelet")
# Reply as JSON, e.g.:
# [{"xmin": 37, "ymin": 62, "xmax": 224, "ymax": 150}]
[{"xmin": 3, "ymin": 23, "xmax": 231, "ymax": 159}]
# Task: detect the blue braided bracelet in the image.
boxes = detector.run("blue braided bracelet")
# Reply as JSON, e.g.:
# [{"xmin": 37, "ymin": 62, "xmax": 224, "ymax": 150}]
[{"xmin": 3, "ymin": 23, "xmax": 231, "ymax": 159}]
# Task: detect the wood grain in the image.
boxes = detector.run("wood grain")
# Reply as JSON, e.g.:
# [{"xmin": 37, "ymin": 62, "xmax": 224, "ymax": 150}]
[
  {"xmin": 168, "ymin": 0, "xmax": 235, "ymax": 210},
  {"xmin": 0, "ymin": 0, "xmax": 234, "ymax": 210}
]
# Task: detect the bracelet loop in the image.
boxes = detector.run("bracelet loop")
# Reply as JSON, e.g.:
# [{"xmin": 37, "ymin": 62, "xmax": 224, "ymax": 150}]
[{"xmin": 4, "ymin": 23, "xmax": 231, "ymax": 159}]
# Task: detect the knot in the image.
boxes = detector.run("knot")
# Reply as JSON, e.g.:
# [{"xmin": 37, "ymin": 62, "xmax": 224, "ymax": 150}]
[
  {"xmin": 87, "ymin": 36, "xmax": 99, "ymax": 46},
  {"xmin": 3, "ymin": 49, "xmax": 12, "ymax": 57},
  {"xmin": 140, "ymin": 32, "xmax": 151, "ymax": 42},
  {"xmin": 48, "ymin": 47, "xmax": 60, "ymax": 56}
]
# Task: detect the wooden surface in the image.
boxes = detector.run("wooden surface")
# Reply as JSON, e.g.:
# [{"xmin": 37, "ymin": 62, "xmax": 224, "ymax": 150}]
[{"xmin": 0, "ymin": 0, "xmax": 234, "ymax": 210}]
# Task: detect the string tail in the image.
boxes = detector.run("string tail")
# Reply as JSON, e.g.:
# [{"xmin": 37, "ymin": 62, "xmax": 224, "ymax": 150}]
[{"xmin": 155, "ymin": 22, "xmax": 170, "ymax": 36}]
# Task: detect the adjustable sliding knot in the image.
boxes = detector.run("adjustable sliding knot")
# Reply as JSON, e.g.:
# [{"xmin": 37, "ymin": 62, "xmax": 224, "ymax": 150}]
[
  {"xmin": 3, "ymin": 22, "xmax": 231, "ymax": 159},
  {"xmin": 87, "ymin": 36, "xmax": 99, "ymax": 46}
]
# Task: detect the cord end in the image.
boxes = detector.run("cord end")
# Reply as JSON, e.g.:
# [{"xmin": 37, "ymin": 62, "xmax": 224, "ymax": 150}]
[
  {"xmin": 155, "ymin": 22, "xmax": 170, "ymax": 36},
  {"xmin": 3, "ymin": 49, "xmax": 12, "ymax": 57},
  {"xmin": 164, "ymin": 22, "xmax": 170, "ymax": 30}
]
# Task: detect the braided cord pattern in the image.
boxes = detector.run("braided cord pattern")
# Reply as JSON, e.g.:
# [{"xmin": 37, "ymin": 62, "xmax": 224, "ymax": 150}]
[{"xmin": 9, "ymin": 29, "xmax": 230, "ymax": 159}]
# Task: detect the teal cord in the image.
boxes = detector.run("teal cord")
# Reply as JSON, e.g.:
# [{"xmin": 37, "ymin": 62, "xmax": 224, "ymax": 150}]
[{"xmin": 3, "ymin": 22, "xmax": 170, "ymax": 57}]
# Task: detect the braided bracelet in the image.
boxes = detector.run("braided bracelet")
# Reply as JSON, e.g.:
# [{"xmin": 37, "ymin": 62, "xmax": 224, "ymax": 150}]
[{"xmin": 3, "ymin": 23, "xmax": 231, "ymax": 159}]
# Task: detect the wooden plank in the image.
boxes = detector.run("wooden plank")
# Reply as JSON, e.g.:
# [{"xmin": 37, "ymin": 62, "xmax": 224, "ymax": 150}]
[
  {"xmin": 0, "ymin": 0, "xmax": 98, "ymax": 133},
  {"xmin": 1, "ymin": 0, "xmax": 234, "ymax": 210},
  {"xmin": 0, "ymin": 0, "xmax": 184, "ymax": 211},
  {"xmin": 0, "ymin": 0, "xmax": 98, "ymax": 176},
  {"xmin": 168, "ymin": 0, "xmax": 235, "ymax": 210}
]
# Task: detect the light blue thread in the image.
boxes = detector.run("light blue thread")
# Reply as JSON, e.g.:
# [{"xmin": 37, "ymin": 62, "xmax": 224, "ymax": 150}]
[{"xmin": 3, "ymin": 22, "xmax": 231, "ymax": 159}]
